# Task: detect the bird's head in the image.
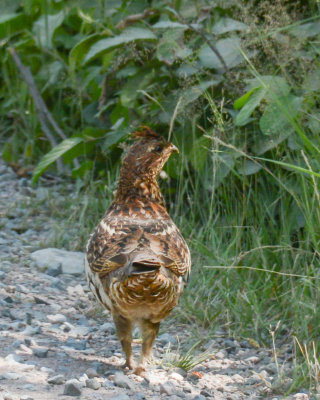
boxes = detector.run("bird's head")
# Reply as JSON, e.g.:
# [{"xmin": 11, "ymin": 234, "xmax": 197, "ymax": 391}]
[{"xmin": 122, "ymin": 126, "xmax": 179, "ymax": 178}]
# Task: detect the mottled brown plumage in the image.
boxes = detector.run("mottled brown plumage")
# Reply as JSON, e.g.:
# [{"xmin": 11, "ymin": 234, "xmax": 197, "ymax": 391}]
[{"xmin": 85, "ymin": 127, "xmax": 191, "ymax": 375}]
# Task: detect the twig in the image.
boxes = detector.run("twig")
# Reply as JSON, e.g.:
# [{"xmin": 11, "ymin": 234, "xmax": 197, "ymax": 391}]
[
  {"xmin": 9, "ymin": 48, "xmax": 80, "ymax": 170},
  {"xmin": 115, "ymin": 9, "xmax": 159, "ymax": 30},
  {"xmin": 175, "ymin": 11, "xmax": 229, "ymax": 74},
  {"xmin": 174, "ymin": 11, "xmax": 242, "ymax": 95}
]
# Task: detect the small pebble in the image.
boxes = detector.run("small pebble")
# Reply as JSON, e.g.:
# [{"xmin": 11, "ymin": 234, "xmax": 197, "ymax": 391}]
[
  {"xmin": 110, "ymin": 395, "xmax": 130, "ymax": 400},
  {"xmin": 47, "ymin": 313, "xmax": 66, "ymax": 324},
  {"xmin": 160, "ymin": 381, "xmax": 176, "ymax": 395},
  {"xmin": 48, "ymin": 374, "xmax": 66, "ymax": 385},
  {"xmin": 86, "ymin": 367, "xmax": 99, "ymax": 378},
  {"xmin": 86, "ymin": 378, "xmax": 101, "ymax": 390},
  {"xmin": 113, "ymin": 372, "xmax": 134, "ymax": 390},
  {"xmin": 63, "ymin": 379, "xmax": 82, "ymax": 396},
  {"xmin": 33, "ymin": 347, "xmax": 49, "ymax": 358}
]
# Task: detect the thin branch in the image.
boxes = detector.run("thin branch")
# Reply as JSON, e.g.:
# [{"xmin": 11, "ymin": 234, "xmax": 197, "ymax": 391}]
[
  {"xmin": 175, "ymin": 11, "xmax": 229, "ymax": 74},
  {"xmin": 174, "ymin": 11, "xmax": 242, "ymax": 95},
  {"xmin": 9, "ymin": 48, "xmax": 80, "ymax": 170},
  {"xmin": 115, "ymin": 9, "xmax": 159, "ymax": 30}
]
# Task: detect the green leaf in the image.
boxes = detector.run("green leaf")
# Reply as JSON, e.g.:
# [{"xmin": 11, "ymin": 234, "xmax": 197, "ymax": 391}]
[
  {"xmin": 247, "ymin": 76, "xmax": 291, "ymax": 98},
  {"xmin": 212, "ymin": 152, "xmax": 239, "ymax": 186},
  {"xmin": 33, "ymin": 11, "xmax": 65, "ymax": 48},
  {"xmin": 259, "ymin": 95, "xmax": 303, "ymax": 136},
  {"xmin": 189, "ymin": 136, "xmax": 211, "ymax": 172},
  {"xmin": 72, "ymin": 160, "xmax": 94, "ymax": 178},
  {"xmin": 289, "ymin": 20, "xmax": 320, "ymax": 38},
  {"xmin": 38, "ymin": 61, "xmax": 63, "ymax": 91},
  {"xmin": 120, "ymin": 70, "xmax": 154, "ymax": 107},
  {"xmin": 0, "ymin": 13, "xmax": 26, "ymax": 39},
  {"xmin": 238, "ymin": 160, "xmax": 262, "ymax": 175},
  {"xmin": 103, "ymin": 125, "xmax": 129, "ymax": 151},
  {"xmin": 32, "ymin": 137, "xmax": 83, "ymax": 183},
  {"xmin": 199, "ymin": 37, "xmax": 244, "ymax": 70},
  {"xmin": 69, "ymin": 33, "xmax": 105, "ymax": 68},
  {"xmin": 83, "ymin": 27, "xmax": 156, "ymax": 64},
  {"xmin": 234, "ymin": 87, "xmax": 258, "ymax": 110},
  {"xmin": 235, "ymin": 88, "xmax": 266, "ymax": 126},
  {"xmin": 156, "ymin": 29, "xmax": 191, "ymax": 65},
  {"xmin": 252, "ymin": 132, "xmax": 291, "ymax": 155},
  {"xmin": 212, "ymin": 17, "xmax": 249, "ymax": 34},
  {"xmin": 181, "ymin": 79, "xmax": 222, "ymax": 107}
]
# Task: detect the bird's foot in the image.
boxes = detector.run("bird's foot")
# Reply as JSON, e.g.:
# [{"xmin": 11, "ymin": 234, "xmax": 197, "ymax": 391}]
[
  {"xmin": 122, "ymin": 359, "xmax": 135, "ymax": 370},
  {"xmin": 133, "ymin": 365, "xmax": 146, "ymax": 376}
]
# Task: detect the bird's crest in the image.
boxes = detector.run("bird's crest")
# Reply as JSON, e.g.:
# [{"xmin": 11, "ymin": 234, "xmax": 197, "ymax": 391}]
[{"xmin": 132, "ymin": 126, "xmax": 161, "ymax": 140}]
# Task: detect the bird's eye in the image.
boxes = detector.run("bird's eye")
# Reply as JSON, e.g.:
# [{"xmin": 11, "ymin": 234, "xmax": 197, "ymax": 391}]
[{"xmin": 154, "ymin": 145, "xmax": 163, "ymax": 152}]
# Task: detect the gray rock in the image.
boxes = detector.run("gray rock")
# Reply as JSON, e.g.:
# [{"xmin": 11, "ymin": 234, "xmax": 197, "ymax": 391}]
[
  {"xmin": 110, "ymin": 395, "xmax": 130, "ymax": 400},
  {"xmin": 63, "ymin": 379, "xmax": 82, "ymax": 396},
  {"xmin": 24, "ymin": 338, "xmax": 36, "ymax": 346},
  {"xmin": 31, "ymin": 248, "xmax": 85, "ymax": 276},
  {"xmin": 47, "ymin": 313, "xmax": 66, "ymax": 324},
  {"xmin": 157, "ymin": 333, "xmax": 178, "ymax": 346},
  {"xmin": 3, "ymin": 393, "xmax": 14, "ymax": 400},
  {"xmin": 160, "ymin": 381, "xmax": 176, "ymax": 395},
  {"xmin": 245, "ymin": 355, "xmax": 260, "ymax": 364},
  {"xmin": 34, "ymin": 296, "xmax": 50, "ymax": 305},
  {"xmin": 16, "ymin": 284, "xmax": 30, "ymax": 294},
  {"xmin": 12, "ymin": 339, "xmax": 23, "ymax": 348},
  {"xmin": 168, "ymin": 372, "xmax": 184, "ymax": 381},
  {"xmin": 22, "ymin": 325, "xmax": 42, "ymax": 335},
  {"xmin": 61, "ymin": 321, "xmax": 73, "ymax": 332},
  {"xmin": 192, "ymin": 396, "xmax": 206, "ymax": 400},
  {"xmin": 46, "ymin": 262, "xmax": 62, "ymax": 277},
  {"xmin": 65, "ymin": 338, "xmax": 87, "ymax": 350},
  {"xmin": 132, "ymin": 393, "xmax": 146, "ymax": 400},
  {"xmin": 86, "ymin": 367, "xmax": 99, "ymax": 378},
  {"xmin": 86, "ymin": 378, "xmax": 101, "ymax": 390},
  {"xmin": 33, "ymin": 347, "xmax": 49, "ymax": 358},
  {"xmin": 48, "ymin": 374, "xmax": 66, "ymax": 385},
  {"xmin": 0, "ymin": 271, "xmax": 5, "ymax": 280},
  {"xmin": 100, "ymin": 322, "xmax": 116, "ymax": 334},
  {"xmin": 113, "ymin": 372, "xmax": 134, "ymax": 390},
  {"xmin": 4, "ymin": 296, "xmax": 13, "ymax": 303},
  {"xmin": 2, "ymin": 372, "xmax": 22, "ymax": 380},
  {"xmin": 20, "ymin": 396, "xmax": 34, "ymax": 400},
  {"xmin": 172, "ymin": 367, "xmax": 188, "ymax": 378},
  {"xmin": 200, "ymin": 389, "xmax": 212, "ymax": 397}
]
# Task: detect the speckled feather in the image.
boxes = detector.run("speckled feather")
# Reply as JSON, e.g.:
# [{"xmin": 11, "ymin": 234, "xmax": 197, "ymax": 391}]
[{"xmin": 85, "ymin": 127, "xmax": 191, "ymax": 374}]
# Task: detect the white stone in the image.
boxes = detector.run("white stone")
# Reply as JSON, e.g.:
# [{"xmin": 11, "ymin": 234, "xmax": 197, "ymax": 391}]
[
  {"xmin": 168, "ymin": 372, "xmax": 184, "ymax": 381},
  {"xmin": 31, "ymin": 248, "xmax": 85, "ymax": 275},
  {"xmin": 67, "ymin": 284, "xmax": 85, "ymax": 296},
  {"xmin": 47, "ymin": 314, "xmax": 67, "ymax": 324}
]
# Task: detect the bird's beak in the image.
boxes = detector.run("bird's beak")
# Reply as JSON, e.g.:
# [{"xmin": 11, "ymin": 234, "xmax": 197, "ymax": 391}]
[{"xmin": 170, "ymin": 144, "xmax": 179, "ymax": 154}]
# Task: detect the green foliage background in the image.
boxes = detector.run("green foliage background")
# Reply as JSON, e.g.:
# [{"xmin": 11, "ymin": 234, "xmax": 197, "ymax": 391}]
[{"xmin": 1, "ymin": 0, "xmax": 320, "ymax": 389}]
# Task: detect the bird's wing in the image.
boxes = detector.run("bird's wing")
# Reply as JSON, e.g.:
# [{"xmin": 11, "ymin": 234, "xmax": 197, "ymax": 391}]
[
  {"xmin": 142, "ymin": 219, "xmax": 191, "ymax": 282},
  {"xmin": 86, "ymin": 218, "xmax": 143, "ymax": 277},
  {"xmin": 86, "ymin": 216, "xmax": 191, "ymax": 282}
]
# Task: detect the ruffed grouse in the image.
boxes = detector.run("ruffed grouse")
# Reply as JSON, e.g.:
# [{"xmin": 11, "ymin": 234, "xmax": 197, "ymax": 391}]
[{"xmin": 85, "ymin": 127, "xmax": 191, "ymax": 375}]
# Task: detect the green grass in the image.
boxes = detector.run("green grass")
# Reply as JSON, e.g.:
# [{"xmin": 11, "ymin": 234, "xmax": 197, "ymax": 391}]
[{"xmin": 1, "ymin": 0, "xmax": 320, "ymax": 394}]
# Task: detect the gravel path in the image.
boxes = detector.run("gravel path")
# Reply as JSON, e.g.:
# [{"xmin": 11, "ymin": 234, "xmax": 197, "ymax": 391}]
[{"xmin": 0, "ymin": 159, "xmax": 310, "ymax": 400}]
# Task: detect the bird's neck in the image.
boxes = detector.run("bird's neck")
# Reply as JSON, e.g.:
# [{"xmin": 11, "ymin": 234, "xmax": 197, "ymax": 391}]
[{"xmin": 115, "ymin": 168, "xmax": 164, "ymax": 206}]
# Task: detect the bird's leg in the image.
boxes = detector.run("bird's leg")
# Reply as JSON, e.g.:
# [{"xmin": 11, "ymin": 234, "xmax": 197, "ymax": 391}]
[
  {"xmin": 134, "ymin": 320, "xmax": 160, "ymax": 376},
  {"xmin": 113, "ymin": 313, "xmax": 134, "ymax": 369}
]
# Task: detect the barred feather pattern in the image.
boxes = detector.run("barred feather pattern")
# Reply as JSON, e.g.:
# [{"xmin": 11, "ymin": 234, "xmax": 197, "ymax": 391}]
[{"xmin": 85, "ymin": 128, "xmax": 191, "ymax": 374}]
